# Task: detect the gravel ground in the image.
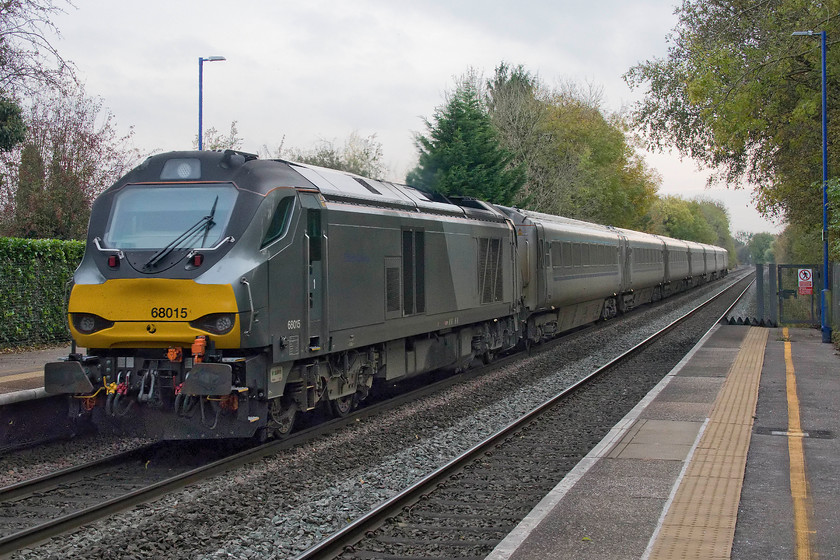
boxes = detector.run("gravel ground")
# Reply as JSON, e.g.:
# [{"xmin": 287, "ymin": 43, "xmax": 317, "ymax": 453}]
[
  {"xmin": 0, "ymin": 435, "xmax": 153, "ymax": 487},
  {"xmin": 10, "ymin": 273, "xmax": 747, "ymax": 560}
]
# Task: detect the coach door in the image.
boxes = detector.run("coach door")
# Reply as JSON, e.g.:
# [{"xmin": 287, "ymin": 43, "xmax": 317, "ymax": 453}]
[
  {"xmin": 619, "ymin": 235, "xmax": 631, "ymax": 291},
  {"xmin": 300, "ymin": 193, "xmax": 326, "ymax": 352},
  {"xmin": 535, "ymin": 223, "xmax": 549, "ymax": 304}
]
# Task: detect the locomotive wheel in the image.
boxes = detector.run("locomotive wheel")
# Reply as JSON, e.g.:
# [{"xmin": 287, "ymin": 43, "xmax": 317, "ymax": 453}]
[
  {"xmin": 329, "ymin": 395, "xmax": 355, "ymax": 418},
  {"xmin": 268, "ymin": 399, "xmax": 297, "ymax": 438}
]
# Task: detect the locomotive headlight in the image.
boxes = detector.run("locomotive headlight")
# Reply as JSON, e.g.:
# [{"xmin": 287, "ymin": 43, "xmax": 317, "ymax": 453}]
[
  {"xmin": 79, "ymin": 315, "xmax": 95, "ymax": 333},
  {"xmin": 214, "ymin": 315, "xmax": 234, "ymax": 333},
  {"xmin": 160, "ymin": 158, "xmax": 200, "ymax": 180},
  {"xmin": 72, "ymin": 313, "xmax": 115, "ymax": 334},
  {"xmin": 190, "ymin": 313, "xmax": 236, "ymax": 335}
]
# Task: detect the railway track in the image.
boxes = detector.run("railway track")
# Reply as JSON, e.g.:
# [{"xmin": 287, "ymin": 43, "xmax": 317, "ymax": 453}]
[
  {"xmin": 0, "ymin": 440, "xmax": 257, "ymax": 556},
  {"xmin": 0, "ymin": 342, "xmax": 560, "ymax": 557},
  {"xmin": 0, "ymin": 272, "xmax": 752, "ymax": 558},
  {"xmin": 295, "ymin": 273, "xmax": 754, "ymax": 560}
]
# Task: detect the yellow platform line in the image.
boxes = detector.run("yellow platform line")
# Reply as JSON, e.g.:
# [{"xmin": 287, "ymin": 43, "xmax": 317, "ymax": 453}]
[
  {"xmin": 783, "ymin": 327, "xmax": 814, "ymax": 560},
  {"xmin": 648, "ymin": 327, "xmax": 768, "ymax": 560},
  {"xmin": 0, "ymin": 370, "xmax": 42, "ymax": 383}
]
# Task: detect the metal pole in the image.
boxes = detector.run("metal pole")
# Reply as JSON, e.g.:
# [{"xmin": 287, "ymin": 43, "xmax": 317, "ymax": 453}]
[
  {"xmin": 769, "ymin": 263, "xmax": 778, "ymax": 326},
  {"xmin": 756, "ymin": 263, "xmax": 765, "ymax": 322},
  {"xmin": 820, "ymin": 31, "xmax": 832, "ymax": 342},
  {"xmin": 198, "ymin": 57, "xmax": 204, "ymax": 151}
]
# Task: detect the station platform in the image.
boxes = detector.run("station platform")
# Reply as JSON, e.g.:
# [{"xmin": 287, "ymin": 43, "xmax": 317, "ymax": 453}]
[
  {"xmin": 0, "ymin": 345, "xmax": 70, "ymax": 404},
  {"xmin": 486, "ymin": 324, "xmax": 840, "ymax": 560}
]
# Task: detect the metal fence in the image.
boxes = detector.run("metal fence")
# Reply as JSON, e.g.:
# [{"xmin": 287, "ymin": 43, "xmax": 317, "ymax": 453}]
[{"xmin": 749, "ymin": 263, "xmax": 840, "ymax": 331}]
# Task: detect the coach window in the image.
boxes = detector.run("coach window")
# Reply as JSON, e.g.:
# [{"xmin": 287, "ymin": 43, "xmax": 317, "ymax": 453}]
[{"xmin": 261, "ymin": 196, "xmax": 295, "ymax": 248}]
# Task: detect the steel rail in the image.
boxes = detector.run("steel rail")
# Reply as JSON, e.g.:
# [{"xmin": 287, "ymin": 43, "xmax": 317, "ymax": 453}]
[
  {"xmin": 0, "ymin": 444, "xmax": 161, "ymax": 503},
  {"xmin": 294, "ymin": 273, "xmax": 755, "ymax": 559}
]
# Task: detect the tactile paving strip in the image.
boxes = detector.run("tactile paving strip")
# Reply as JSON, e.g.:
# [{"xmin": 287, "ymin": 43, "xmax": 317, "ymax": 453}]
[{"xmin": 648, "ymin": 327, "xmax": 768, "ymax": 560}]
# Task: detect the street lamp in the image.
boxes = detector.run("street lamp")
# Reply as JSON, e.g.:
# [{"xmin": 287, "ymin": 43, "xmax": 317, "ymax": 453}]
[
  {"xmin": 198, "ymin": 55, "xmax": 226, "ymax": 151},
  {"xmin": 793, "ymin": 30, "xmax": 831, "ymax": 342}
]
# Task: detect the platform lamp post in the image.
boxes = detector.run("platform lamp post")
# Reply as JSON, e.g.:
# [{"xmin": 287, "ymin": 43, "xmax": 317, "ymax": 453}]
[
  {"xmin": 198, "ymin": 55, "xmax": 226, "ymax": 151},
  {"xmin": 793, "ymin": 30, "xmax": 831, "ymax": 342}
]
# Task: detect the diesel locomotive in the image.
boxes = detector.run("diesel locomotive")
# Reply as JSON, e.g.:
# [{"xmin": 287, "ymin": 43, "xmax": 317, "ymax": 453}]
[{"xmin": 45, "ymin": 150, "xmax": 728, "ymax": 440}]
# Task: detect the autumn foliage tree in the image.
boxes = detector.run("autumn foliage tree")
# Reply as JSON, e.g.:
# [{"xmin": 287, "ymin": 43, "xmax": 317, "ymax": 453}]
[
  {"xmin": 276, "ymin": 131, "xmax": 386, "ymax": 179},
  {"xmin": 0, "ymin": 0, "xmax": 139, "ymax": 239},
  {"xmin": 485, "ymin": 64, "xmax": 660, "ymax": 230},
  {"xmin": 625, "ymin": 1, "xmax": 837, "ymax": 260},
  {"xmin": 1, "ymin": 91, "xmax": 139, "ymax": 239},
  {"xmin": 648, "ymin": 195, "xmax": 735, "ymax": 258},
  {"xmin": 193, "ymin": 121, "xmax": 244, "ymax": 152},
  {"xmin": 1, "ymin": 0, "xmax": 77, "ymax": 153}
]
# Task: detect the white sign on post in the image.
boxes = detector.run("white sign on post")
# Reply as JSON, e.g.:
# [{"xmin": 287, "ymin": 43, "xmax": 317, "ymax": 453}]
[{"xmin": 798, "ymin": 268, "xmax": 813, "ymax": 295}]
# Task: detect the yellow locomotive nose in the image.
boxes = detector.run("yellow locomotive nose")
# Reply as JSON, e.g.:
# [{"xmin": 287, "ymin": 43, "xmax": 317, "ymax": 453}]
[{"xmin": 68, "ymin": 278, "xmax": 241, "ymax": 348}]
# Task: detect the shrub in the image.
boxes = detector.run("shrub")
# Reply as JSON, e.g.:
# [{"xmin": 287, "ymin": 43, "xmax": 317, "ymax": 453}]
[{"xmin": 0, "ymin": 237, "xmax": 84, "ymax": 349}]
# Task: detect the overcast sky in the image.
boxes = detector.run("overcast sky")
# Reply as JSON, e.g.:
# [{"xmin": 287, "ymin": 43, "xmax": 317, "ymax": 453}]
[{"xmin": 45, "ymin": 0, "xmax": 782, "ymax": 234}]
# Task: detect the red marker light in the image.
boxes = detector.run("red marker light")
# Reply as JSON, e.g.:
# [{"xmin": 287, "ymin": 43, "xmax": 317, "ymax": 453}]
[
  {"xmin": 192, "ymin": 254, "xmax": 204, "ymax": 267},
  {"xmin": 108, "ymin": 255, "xmax": 119, "ymax": 268}
]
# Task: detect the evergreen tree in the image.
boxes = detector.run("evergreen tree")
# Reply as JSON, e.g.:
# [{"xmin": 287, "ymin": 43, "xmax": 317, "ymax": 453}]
[
  {"xmin": 0, "ymin": 98, "xmax": 26, "ymax": 152},
  {"xmin": 13, "ymin": 143, "xmax": 46, "ymax": 237},
  {"xmin": 407, "ymin": 79, "xmax": 525, "ymax": 206}
]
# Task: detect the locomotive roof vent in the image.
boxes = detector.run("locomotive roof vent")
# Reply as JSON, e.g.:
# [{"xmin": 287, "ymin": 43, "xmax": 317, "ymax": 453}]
[{"xmin": 160, "ymin": 158, "xmax": 201, "ymax": 180}]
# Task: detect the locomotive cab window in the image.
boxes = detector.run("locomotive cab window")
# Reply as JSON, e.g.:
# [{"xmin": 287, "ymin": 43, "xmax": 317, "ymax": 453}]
[
  {"xmin": 103, "ymin": 184, "xmax": 238, "ymax": 249},
  {"xmin": 261, "ymin": 196, "xmax": 295, "ymax": 248}
]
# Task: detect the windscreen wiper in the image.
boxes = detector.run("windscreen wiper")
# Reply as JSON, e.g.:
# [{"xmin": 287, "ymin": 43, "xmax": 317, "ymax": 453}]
[
  {"xmin": 143, "ymin": 196, "xmax": 218, "ymax": 270},
  {"xmin": 200, "ymin": 196, "xmax": 219, "ymax": 248}
]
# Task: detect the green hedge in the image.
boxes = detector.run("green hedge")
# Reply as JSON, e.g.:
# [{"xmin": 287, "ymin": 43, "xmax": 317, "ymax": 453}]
[{"xmin": 0, "ymin": 238, "xmax": 85, "ymax": 349}]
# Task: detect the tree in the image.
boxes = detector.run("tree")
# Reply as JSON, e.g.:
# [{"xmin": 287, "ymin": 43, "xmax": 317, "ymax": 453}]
[
  {"xmin": 0, "ymin": 98, "xmax": 26, "ymax": 152},
  {"xmin": 0, "ymin": 0, "xmax": 76, "ymax": 96},
  {"xmin": 693, "ymin": 196, "xmax": 736, "ymax": 257},
  {"xmin": 0, "ymin": 90, "xmax": 139, "ymax": 239},
  {"xmin": 486, "ymin": 64, "xmax": 659, "ymax": 229},
  {"xmin": 268, "ymin": 131, "xmax": 386, "ymax": 179},
  {"xmin": 407, "ymin": 75, "xmax": 526, "ymax": 205},
  {"xmin": 194, "ymin": 121, "xmax": 243, "ymax": 152},
  {"xmin": 1, "ymin": 0, "xmax": 77, "ymax": 154},
  {"xmin": 485, "ymin": 63, "xmax": 545, "ymax": 206},
  {"xmin": 733, "ymin": 231, "xmax": 750, "ymax": 265},
  {"xmin": 748, "ymin": 232, "xmax": 777, "ymax": 264},
  {"xmin": 12, "ymin": 143, "xmax": 47, "ymax": 236},
  {"xmin": 648, "ymin": 195, "xmax": 719, "ymax": 244},
  {"xmin": 625, "ymin": 1, "xmax": 838, "ymax": 259}
]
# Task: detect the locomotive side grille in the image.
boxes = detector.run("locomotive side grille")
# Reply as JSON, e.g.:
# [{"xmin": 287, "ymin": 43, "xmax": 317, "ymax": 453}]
[
  {"xmin": 386, "ymin": 266, "xmax": 401, "ymax": 312},
  {"xmin": 491, "ymin": 238, "xmax": 503, "ymax": 302}
]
